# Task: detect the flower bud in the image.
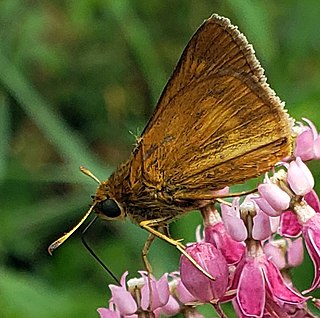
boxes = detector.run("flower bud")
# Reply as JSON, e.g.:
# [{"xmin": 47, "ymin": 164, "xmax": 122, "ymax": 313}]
[
  {"xmin": 287, "ymin": 157, "xmax": 314, "ymax": 196},
  {"xmin": 180, "ymin": 242, "xmax": 228, "ymax": 303},
  {"xmin": 257, "ymin": 183, "xmax": 290, "ymax": 214}
]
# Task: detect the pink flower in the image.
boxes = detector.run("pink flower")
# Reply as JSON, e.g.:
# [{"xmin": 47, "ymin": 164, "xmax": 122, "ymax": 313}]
[
  {"xmin": 221, "ymin": 198, "xmax": 276, "ymax": 241},
  {"xmin": 301, "ymin": 212, "xmax": 320, "ymax": 293},
  {"xmin": 204, "ymin": 222, "xmax": 245, "ymax": 265},
  {"xmin": 255, "ymin": 158, "xmax": 314, "ymax": 219},
  {"xmin": 157, "ymin": 273, "xmax": 204, "ymax": 317},
  {"xmin": 99, "ymin": 271, "xmax": 170, "ymax": 317},
  {"xmin": 201, "ymin": 204, "xmax": 245, "ymax": 264},
  {"xmin": 138, "ymin": 272, "xmax": 170, "ymax": 311},
  {"xmin": 108, "ymin": 272, "xmax": 137, "ymax": 316},
  {"xmin": 294, "ymin": 118, "xmax": 320, "ymax": 161},
  {"xmin": 180, "ymin": 242, "xmax": 229, "ymax": 303},
  {"xmin": 264, "ymin": 238, "xmax": 304, "ymax": 271},
  {"xmin": 231, "ymin": 243, "xmax": 307, "ymax": 317}
]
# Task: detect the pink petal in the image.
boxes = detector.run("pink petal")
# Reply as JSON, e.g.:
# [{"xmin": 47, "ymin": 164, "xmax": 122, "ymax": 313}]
[
  {"xmin": 141, "ymin": 273, "xmax": 169, "ymax": 311},
  {"xmin": 176, "ymin": 279, "xmax": 198, "ymax": 304},
  {"xmin": 97, "ymin": 308, "xmax": 121, "ymax": 318},
  {"xmin": 254, "ymin": 197, "xmax": 281, "ymax": 217},
  {"xmin": 294, "ymin": 128, "xmax": 315, "ymax": 161},
  {"xmin": 221, "ymin": 203, "xmax": 247, "ymax": 242},
  {"xmin": 120, "ymin": 271, "xmax": 129, "ymax": 287},
  {"xmin": 264, "ymin": 241, "xmax": 286, "ymax": 270},
  {"xmin": 258, "ymin": 183, "xmax": 290, "ymax": 212},
  {"xmin": 228, "ymin": 253, "xmax": 246, "ymax": 291},
  {"xmin": 302, "ymin": 214, "xmax": 320, "ymax": 293},
  {"xmin": 156, "ymin": 295, "xmax": 180, "ymax": 316},
  {"xmin": 305, "ymin": 190, "xmax": 320, "ymax": 212},
  {"xmin": 302, "ymin": 117, "xmax": 319, "ymax": 139},
  {"xmin": 109, "ymin": 285, "xmax": 137, "ymax": 315},
  {"xmin": 204, "ymin": 222, "xmax": 245, "ymax": 265},
  {"xmin": 232, "ymin": 299, "xmax": 247, "ymax": 318},
  {"xmin": 140, "ymin": 274, "xmax": 153, "ymax": 310},
  {"xmin": 287, "ymin": 237, "xmax": 304, "ymax": 267},
  {"xmin": 269, "ymin": 216, "xmax": 280, "ymax": 233},
  {"xmin": 279, "ymin": 210, "xmax": 302, "ymax": 237},
  {"xmin": 294, "ymin": 117, "xmax": 320, "ymax": 160},
  {"xmin": 263, "ymin": 260, "xmax": 307, "ymax": 303},
  {"xmin": 180, "ymin": 243, "xmax": 229, "ymax": 302},
  {"xmin": 287, "ymin": 158, "xmax": 314, "ymax": 195},
  {"xmin": 154, "ymin": 273, "xmax": 170, "ymax": 309},
  {"xmin": 237, "ymin": 259, "xmax": 265, "ymax": 317},
  {"xmin": 252, "ymin": 209, "xmax": 272, "ymax": 240},
  {"xmin": 230, "ymin": 197, "xmax": 241, "ymax": 217}
]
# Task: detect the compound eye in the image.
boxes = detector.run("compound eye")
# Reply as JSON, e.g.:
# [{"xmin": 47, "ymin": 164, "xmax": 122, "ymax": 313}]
[{"xmin": 95, "ymin": 199, "xmax": 122, "ymax": 218}]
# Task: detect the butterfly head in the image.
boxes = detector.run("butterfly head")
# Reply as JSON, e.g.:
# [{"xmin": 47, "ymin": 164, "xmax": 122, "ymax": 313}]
[{"xmin": 92, "ymin": 181, "xmax": 126, "ymax": 221}]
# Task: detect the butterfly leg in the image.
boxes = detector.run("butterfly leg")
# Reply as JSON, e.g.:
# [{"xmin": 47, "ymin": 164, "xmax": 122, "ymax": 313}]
[
  {"xmin": 140, "ymin": 219, "xmax": 215, "ymax": 280},
  {"xmin": 142, "ymin": 233, "xmax": 155, "ymax": 274},
  {"xmin": 141, "ymin": 224, "xmax": 170, "ymax": 273},
  {"xmin": 142, "ymin": 233, "xmax": 156, "ymax": 311}
]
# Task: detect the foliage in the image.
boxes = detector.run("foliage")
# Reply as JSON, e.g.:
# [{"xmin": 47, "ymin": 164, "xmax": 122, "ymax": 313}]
[{"xmin": 0, "ymin": 0, "xmax": 320, "ymax": 317}]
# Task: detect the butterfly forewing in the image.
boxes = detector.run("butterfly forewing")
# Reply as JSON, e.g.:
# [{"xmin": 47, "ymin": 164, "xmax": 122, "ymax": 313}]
[
  {"xmin": 143, "ymin": 14, "xmax": 266, "ymax": 134},
  {"xmin": 131, "ymin": 14, "xmax": 292, "ymax": 201}
]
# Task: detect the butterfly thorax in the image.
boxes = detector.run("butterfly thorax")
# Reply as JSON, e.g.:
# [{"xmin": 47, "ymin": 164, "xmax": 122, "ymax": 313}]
[{"xmin": 93, "ymin": 157, "xmax": 192, "ymax": 225}]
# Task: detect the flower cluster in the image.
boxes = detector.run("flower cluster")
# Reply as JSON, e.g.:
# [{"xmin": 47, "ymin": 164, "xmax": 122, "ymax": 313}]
[
  {"xmin": 98, "ymin": 271, "xmax": 204, "ymax": 318},
  {"xmin": 98, "ymin": 119, "xmax": 320, "ymax": 317}
]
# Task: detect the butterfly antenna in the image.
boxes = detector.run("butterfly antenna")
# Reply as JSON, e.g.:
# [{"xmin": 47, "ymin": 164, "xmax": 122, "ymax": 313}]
[
  {"xmin": 48, "ymin": 167, "xmax": 100, "ymax": 255},
  {"xmin": 48, "ymin": 204, "xmax": 95, "ymax": 255},
  {"xmin": 81, "ymin": 215, "xmax": 120, "ymax": 285},
  {"xmin": 80, "ymin": 166, "xmax": 101, "ymax": 184}
]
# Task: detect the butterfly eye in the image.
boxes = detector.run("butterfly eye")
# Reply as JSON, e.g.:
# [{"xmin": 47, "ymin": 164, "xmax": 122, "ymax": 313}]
[{"xmin": 95, "ymin": 199, "xmax": 122, "ymax": 218}]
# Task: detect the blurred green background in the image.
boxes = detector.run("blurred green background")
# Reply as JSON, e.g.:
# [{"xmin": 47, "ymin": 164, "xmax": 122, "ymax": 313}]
[{"xmin": 1, "ymin": 0, "xmax": 320, "ymax": 317}]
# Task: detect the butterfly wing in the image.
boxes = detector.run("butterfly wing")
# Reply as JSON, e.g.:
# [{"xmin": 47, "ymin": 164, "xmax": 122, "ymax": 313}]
[{"xmin": 131, "ymin": 14, "xmax": 292, "ymax": 201}]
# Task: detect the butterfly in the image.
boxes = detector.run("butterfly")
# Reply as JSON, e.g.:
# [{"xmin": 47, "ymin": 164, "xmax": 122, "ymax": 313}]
[{"xmin": 49, "ymin": 14, "xmax": 292, "ymax": 274}]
